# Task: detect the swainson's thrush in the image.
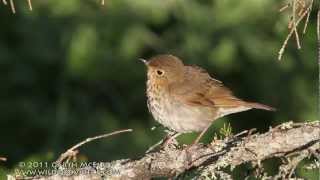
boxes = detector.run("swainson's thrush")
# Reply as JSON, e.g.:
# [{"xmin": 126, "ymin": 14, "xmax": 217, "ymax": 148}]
[{"xmin": 142, "ymin": 54, "xmax": 275, "ymax": 143}]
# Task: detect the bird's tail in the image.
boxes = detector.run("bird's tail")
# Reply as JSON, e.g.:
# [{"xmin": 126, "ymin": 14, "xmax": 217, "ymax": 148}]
[{"xmin": 246, "ymin": 102, "xmax": 276, "ymax": 111}]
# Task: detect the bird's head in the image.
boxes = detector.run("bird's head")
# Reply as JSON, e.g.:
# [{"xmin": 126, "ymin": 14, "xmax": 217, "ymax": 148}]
[{"xmin": 140, "ymin": 54, "xmax": 185, "ymax": 87}]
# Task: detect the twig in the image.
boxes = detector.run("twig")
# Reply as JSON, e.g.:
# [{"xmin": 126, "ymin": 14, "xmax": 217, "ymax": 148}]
[
  {"xmin": 2, "ymin": 0, "xmax": 7, "ymax": 5},
  {"xmin": 101, "ymin": 0, "xmax": 104, "ymax": 5},
  {"xmin": 233, "ymin": 129, "xmax": 249, "ymax": 137},
  {"xmin": 146, "ymin": 133, "xmax": 180, "ymax": 153},
  {"xmin": 317, "ymin": 9, "xmax": 320, "ymax": 45},
  {"xmin": 303, "ymin": 9, "xmax": 311, "ymax": 34},
  {"xmin": 0, "ymin": 157, "xmax": 7, "ymax": 161},
  {"xmin": 279, "ymin": 3, "xmax": 290, "ymax": 12},
  {"xmin": 303, "ymin": 0, "xmax": 313, "ymax": 34},
  {"xmin": 55, "ymin": 129, "xmax": 133, "ymax": 164},
  {"xmin": 292, "ymin": 0, "xmax": 302, "ymax": 49},
  {"xmin": 289, "ymin": 154, "xmax": 307, "ymax": 178},
  {"xmin": 317, "ymin": 9, "xmax": 320, "ymax": 127},
  {"xmin": 27, "ymin": 0, "xmax": 32, "ymax": 11},
  {"xmin": 278, "ymin": 7, "xmax": 309, "ymax": 60},
  {"xmin": 9, "ymin": 0, "xmax": 15, "ymax": 14}
]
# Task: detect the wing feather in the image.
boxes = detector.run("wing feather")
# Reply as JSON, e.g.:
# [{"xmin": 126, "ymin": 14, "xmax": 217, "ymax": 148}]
[{"xmin": 169, "ymin": 65, "xmax": 246, "ymax": 108}]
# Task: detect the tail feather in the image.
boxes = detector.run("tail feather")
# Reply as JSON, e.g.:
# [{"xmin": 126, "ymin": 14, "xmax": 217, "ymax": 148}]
[{"xmin": 246, "ymin": 102, "xmax": 276, "ymax": 111}]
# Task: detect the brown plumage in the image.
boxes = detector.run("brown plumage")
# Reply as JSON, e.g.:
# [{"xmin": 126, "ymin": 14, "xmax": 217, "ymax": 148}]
[{"xmin": 142, "ymin": 54, "xmax": 275, "ymax": 143}]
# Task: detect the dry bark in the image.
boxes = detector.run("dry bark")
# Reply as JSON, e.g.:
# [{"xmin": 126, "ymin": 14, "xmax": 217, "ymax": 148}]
[{"xmin": 8, "ymin": 121, "xmax": 320, "ymax": 180}]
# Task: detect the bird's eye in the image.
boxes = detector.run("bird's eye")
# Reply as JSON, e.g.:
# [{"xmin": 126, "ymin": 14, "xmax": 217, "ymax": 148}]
[{"xmin": 156, "ymin": 70, "xmax": 164, "ymax": 76}]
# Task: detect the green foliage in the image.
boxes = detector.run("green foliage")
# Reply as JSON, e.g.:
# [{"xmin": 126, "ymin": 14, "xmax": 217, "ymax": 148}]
[
  {"xmin": 0, "ymin": 0, "xmax": 317, "ymax": 179},
  {"xmin": 219, "ymin": 123, "xmax": 233, "ymax": 138}
]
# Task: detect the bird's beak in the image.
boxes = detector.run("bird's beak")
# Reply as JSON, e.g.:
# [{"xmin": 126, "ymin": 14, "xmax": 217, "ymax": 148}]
[{"xmin": 139, "ymin": 58, "xmax": 148, "ymax": 66}]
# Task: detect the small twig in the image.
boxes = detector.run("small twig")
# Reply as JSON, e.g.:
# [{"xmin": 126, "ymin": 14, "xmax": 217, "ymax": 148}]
[
  {"xmin": 296, "ymin": 0, "xmax": 305, "ymax": 7},
  {"xmin": 0, "ymin": 157, "xmax": 7, "ymax": 161},
  {"xmin": 2, "ymin": 0, "xmax": 7, "ymax": 5},
  {"xmin": 294, "ymin": 29, "xmax": 301, "ymax": 49},
  {"xmin": 27, "ymin": 0, "xmax": 32, "ymax": 11},
  {"xmin": 317, "ymin": 9, "xmax": 320, "ymax": 124},
  {"xmin": 278, "ymin": 8, "xmax": 309, "ymax": 60},
  {"xmin": 288, "ymin": 154, "xmax": 308, "ymax": 178},
  {"xmin": 55, "ymin": 129, "xmax": 133, "ymax": 164},
  {"xmin": 279, "ymin": 3, "xmax": 290, "ymax": 12},
  {"xmin": 303, "ymin": 0, "xmax": 313, "ymax": 34},
  {"xmin": 9, "ymin": 0, "xmax": 15, "ymax": 14},
  {"xmin": 233, "ymin": 129, "xmax": 249, "ymax": 137},
  {"xmin": 146, "ymin": 138, "xmax": 165, "ymax": 154},
  {"xmin": 292, "ymin": 0, "xmax": 302, "ymax": 49},
  {"xmin": 101, "ymin": 0, "xmax": 104, "ymax": 5},
  {"xmin": 303, "ymin": 10, "xmax": 311, "ymax": 34},
  {"xmin": 317, "ymin": 8, "xmax": 320, "ymax": 42},
  {"xmin": 146, "ymin": 133, "xmax": 180, "ymax": 153},
  {"xmin": 245, "ymin": 147, "xmax": 258, "ymax": 157},
  {"xmin": 247, "ymin": 128, "xmax": 257, "ymax": 136}
]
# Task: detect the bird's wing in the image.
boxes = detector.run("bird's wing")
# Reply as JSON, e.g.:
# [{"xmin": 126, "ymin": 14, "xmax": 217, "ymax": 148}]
[{"xmin": 169, "ymin": 65, "xmax": 245, "ymax": 108}]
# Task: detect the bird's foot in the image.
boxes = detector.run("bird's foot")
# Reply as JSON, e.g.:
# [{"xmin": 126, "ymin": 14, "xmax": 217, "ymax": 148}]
[{"xmin": 146, "ymin": 133, "xmax": 180, "ymax": 153}]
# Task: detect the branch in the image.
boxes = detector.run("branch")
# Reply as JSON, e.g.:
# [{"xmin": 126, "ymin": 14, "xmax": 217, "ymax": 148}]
[
  {"xmin": 55, "ymin": 129, "xmax": 133, "ymax": 164},
  {"xmin": 9, "ymin": 121, "xmax": 319, "ymax": 179}
]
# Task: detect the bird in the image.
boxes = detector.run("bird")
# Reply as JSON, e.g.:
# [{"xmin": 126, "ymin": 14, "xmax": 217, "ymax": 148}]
[{"xmin": 141, "ymin": 54, "xmax": 275, "ymax": 144}]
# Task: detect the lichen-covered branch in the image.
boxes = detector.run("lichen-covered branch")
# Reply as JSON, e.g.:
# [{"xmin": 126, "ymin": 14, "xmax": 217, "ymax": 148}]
[{"xmin": 9, "ymin": 121, "xmax": 320, "ymax": 180}]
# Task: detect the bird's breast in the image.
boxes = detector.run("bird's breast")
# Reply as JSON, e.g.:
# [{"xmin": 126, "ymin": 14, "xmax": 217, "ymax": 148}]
[{"xmin": 146, "ymin": 81, "xmax": 214, "ymax": 133}]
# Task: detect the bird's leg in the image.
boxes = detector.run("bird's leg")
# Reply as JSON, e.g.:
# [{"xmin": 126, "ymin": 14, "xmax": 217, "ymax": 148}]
[
  {"xmin": 162, "ymin": 132, "xmax": 181, "ymax": 147},
  {"xmin": 184, "ymin": 124, "xmax": 212, "ymax": 168},
  {"xmin": 146, "ymin": 131, "xmax": 181, "ymax": 153},
  {"xmin": 192, "ymin": 123, "xmax": 212, "ymax": 145}
]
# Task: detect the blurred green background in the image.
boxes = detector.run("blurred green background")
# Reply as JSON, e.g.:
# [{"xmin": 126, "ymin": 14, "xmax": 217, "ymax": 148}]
[{"xmin": 0, "ymin": 0, "xmax": 318, "ymax": 179}]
